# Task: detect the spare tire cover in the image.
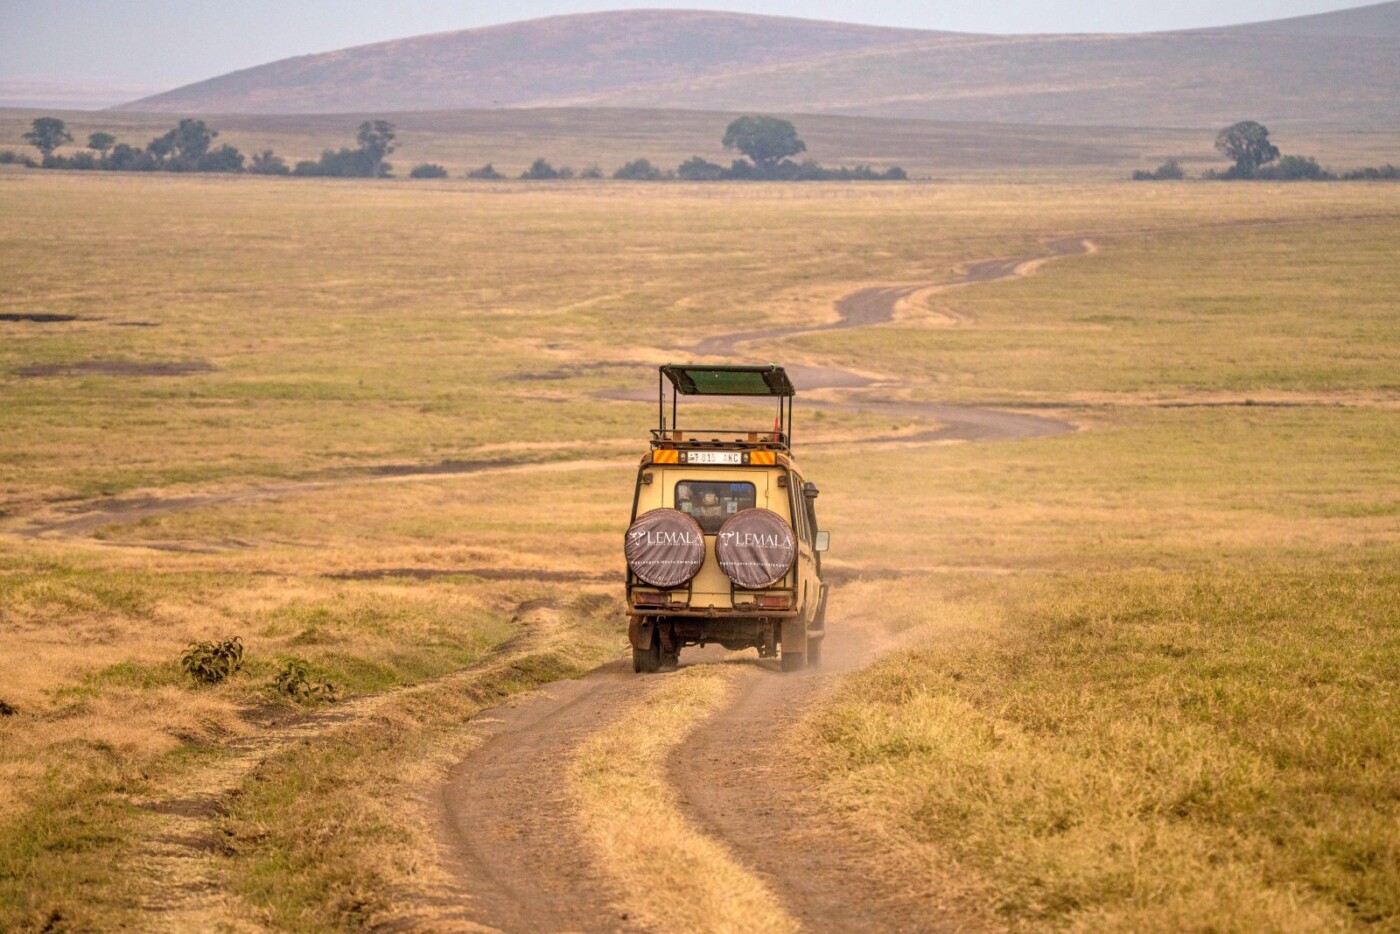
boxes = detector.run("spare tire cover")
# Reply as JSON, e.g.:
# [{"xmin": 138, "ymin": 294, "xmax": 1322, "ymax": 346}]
[
  {"xmin": 716, "ymin": 509, "xmax": 797, "ymax": 589},
  {"xmin": 625, "ymin": 508, "xmax": 706, "ymax": 588}
]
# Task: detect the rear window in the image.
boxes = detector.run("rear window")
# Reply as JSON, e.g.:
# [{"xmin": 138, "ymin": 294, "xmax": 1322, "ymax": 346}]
[{"xmin": 676, "ymin": 480, "xmax": 756, "ymax": 534}]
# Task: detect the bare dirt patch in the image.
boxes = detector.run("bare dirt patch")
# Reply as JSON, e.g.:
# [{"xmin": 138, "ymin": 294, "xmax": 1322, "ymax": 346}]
[
  {"xmin": 0, "ymin": 313, "xmax": 79, "ymax": 323},
  {"xmin": 16, "ymin": 360, "xmax": 215, "ymax": 378}
]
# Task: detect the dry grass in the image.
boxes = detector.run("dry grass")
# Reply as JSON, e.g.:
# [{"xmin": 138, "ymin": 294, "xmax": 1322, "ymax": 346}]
[
  {"xmin": 805, "ymin": 564, "xmax": 1399, "ymax": 931},
  {"xmin": 570, "ymin": 664, "xmax": 798, "ymax": 934},
  {"xmin": 1, "ymin": 169, "xmax": 1397, "ymax": 928}
]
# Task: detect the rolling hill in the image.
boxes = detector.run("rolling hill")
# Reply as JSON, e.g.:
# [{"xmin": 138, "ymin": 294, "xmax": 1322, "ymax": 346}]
[{"xmin": 117, "ymin": 5, "xmax": 1400, "ymax": 129}]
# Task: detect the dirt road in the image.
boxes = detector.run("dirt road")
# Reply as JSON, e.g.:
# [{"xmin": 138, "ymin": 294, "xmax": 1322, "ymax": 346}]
[
  {"xmin": 5, "ymin": 237, "xmax": 1089, "ymax": 930},
  {"xmin": 434, "ymin": 238, "xmax": 1091, "ymax": 932},
  {"xmin": 10, "ymin": 240, "xmax": 1085, "ymax": 543}
]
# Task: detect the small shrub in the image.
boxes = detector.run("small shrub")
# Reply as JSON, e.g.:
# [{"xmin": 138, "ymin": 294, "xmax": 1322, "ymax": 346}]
[
  {"xmin": 196, "ymin": 144, "xmax": 245, "ymax": 173},
  {"xmin": 273, "ymin": 659, "xmax": 337, "ymax": 702},
  {"xmin": 467, "ymin": 162, "xmax": 503, "ymax": 179},
  {"xmin": 181, "ymin": 637, "xmax": 244, "ymax": 685},
  {"xmin": 0, "ymin": 699, "xmax": 16, "ymax": 716},
  {"xmin": 409, "ymin": 163, "xmax": 448, "ymax": 179},
  {"xmin": 108, "ymin": 143, "xmax": 158, "ymax": 172},
  {"xmin": 1133, "ymin": 158, "xmax": 1185, "ymax": 181},
  {"xmin": 613, "ymin": 158, "xmax": 662, "ymax": 180},
  {"xmin": 520, "ymin": 157, "xmax": 560, "ymax": 180},
  {"xmin": 579, "ymin": 165, "xmax": 604, "ymax": 179},
  {"xmin": 1256, "ymin": 154, "xmax": 1332, "ymax": 180},
  {"xmin": 677, "ymin": 156, "xmax": 726, "ymax": 181},
  {"xmin": 1341, "ymin": 164, "xmax": 1399, "ymax": 180},
  {"xmin": 248, "ymin": 149, "xmax": 290, "ymax": 175}
]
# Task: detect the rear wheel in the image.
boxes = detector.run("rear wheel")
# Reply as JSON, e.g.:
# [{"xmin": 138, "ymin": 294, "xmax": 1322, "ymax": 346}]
[
  {"xmin": 806, "ymin": 634, "xmax": 823, "ymax": 667},
  {"xmin": 633, "ymin": 632, "xmax": 662, "ymax": 674},
  {"xmin": 780, "ymin": 647, "xmax": 806, "ymax": 672}
]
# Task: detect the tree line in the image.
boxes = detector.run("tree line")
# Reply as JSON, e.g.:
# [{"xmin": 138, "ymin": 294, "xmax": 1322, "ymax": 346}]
[
  {"xmin": 465, "ymin": 117, "xmax": 905, "ymax": 181},
  {"xmin": 8, "ymin": 116, "xmax": 402, "ymax": 177},
  {"xmin": 1134, "ymin": 120, "xmax": 1397, "ymax": 182},
  {"xmin": 6, "ymin": 115, "xmax": 906, "ymax": 182}
]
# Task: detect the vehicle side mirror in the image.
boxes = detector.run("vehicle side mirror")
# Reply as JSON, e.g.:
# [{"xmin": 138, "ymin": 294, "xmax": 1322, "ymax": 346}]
[{"xmin": 814, "ymin": 530, "xmax": 830, "ymax": 553}]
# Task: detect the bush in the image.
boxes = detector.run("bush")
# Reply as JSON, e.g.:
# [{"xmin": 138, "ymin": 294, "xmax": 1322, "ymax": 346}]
[
  {"xmin": 181, "ymin": 637, "xmax": 244, "ymax": 685},
  {"xmin": 197, "ymin": 144, "xmax": 245, "ymax": 173},
  {"xmin": 44, "ymin": 152, "xmax": 100, "ymax": 170},
  {"xmin": 294, "ymin": 147, "xmax": 390, "ymax": 178},
  {"xmin": 467, "ymin": 162, "xmax": 503, "ymax": 179},
  {"xmin": 683, "ymin": 156, "xmax": 906, "ymax": 181},
  {"xmin": 108, "ymin": 143, "xmax": 158, "ymax": 171},
  {"xmin": 613, "ymin": 158, "xmax": 663, "ymax": 180},
  {"xmin": 1133, "ymin": 158, "xmax": 1186, "ymax": 181},
  {"xmin": 0, "ymin": 699, "xmax": 15, "ymax": 716},
  {"xmin": 248, "ymin": 150, "xmax": 290, "ymax": 175},
  {"xmin": 1341, "ymin": 164, "xmax": 1400, "ymax": 180},
  {"xmin": 677, "ymin": 156, "xmax": 726, "ymax": 181},
  {"xmin": 1255, "ymin": 155, "xmax": 1333, "ymax": 180},
  {"xmin": 409, "ymin": 163, "xmax": 448, "ymax": 179},
  {"xmin": 0, "ymin": 149, "xmax": 36, "ymax": 167},
  {"xmin": 521, "ymin": 157, "xmax": 560, "ymax": 180},
  {"xmin": 579, "ymin": 165, "xmax": 604, "ymax": 179},
  {"xmin": 273, "ymin": 658, "xmax": 337, "ymax": 702}
]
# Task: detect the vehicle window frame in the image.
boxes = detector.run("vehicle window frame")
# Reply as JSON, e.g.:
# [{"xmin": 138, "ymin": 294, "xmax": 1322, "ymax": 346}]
[
  {"xmin": 789, "ymin": 471, "xmax": 813, "ymax": 545},
  {"xmin": 673, "ymin": 479, "xmax": 757, "ymax": 534}
]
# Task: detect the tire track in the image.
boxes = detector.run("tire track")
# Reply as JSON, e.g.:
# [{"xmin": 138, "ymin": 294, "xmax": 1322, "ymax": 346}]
[
  {"xmin": 434, "ymin": 238, "xmax": 1091, "ymax": 931},
  {"xmin": 6, "ymin": 240, "xmax": 1088, "ymax": 542}
]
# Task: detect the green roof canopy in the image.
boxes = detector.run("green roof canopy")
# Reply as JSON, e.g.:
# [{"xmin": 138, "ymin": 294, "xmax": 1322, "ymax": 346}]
[{"xmin": 661, "ymin": 364, "xmax": 795, "ymax": 397}]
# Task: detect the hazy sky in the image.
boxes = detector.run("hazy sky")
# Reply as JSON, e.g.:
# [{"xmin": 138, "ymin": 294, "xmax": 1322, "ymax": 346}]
[{"xmin": 0, "ymin": 0, "xmax": 1373, "ymax": 103}]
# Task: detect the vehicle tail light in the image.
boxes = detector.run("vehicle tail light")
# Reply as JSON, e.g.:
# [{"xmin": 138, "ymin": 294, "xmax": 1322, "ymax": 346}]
[{"xmin": 757, "ymin": 595, "xmax": 791, "ymax": 610}]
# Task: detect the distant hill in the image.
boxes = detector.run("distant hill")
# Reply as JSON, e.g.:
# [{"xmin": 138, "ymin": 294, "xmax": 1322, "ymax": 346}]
[
  {"xmin": 116, "ymin": 4, "xmax": 1400, "ymax": 129},
  {"xmin": 116, "ymin": 12, "xmax": 940, "ymax": 115}
]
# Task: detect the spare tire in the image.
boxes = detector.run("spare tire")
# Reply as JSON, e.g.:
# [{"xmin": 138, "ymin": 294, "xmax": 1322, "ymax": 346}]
[
  {"xmin": 715, "ymin": 509, "xmax": 796, "ymax": 589},
  {"xmin": 625, "ymin": 508, "xmax": 706, "ymax": 588}
]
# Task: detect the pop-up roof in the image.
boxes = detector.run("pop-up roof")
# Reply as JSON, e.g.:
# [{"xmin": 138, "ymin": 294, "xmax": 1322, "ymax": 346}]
[
  {"xmin": 660, "ymin": 364, "xmax": 795, "ymax": 397},
  {"xmin": 653, "ymin": 364, "xmax": 797, "ymax": 452}
]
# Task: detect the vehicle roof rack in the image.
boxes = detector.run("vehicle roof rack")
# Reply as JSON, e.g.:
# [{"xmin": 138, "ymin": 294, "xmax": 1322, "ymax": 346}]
[
  {"xmin": 655, "ymin": 364, "xmax": 796, "ymax": 452},
  {"xmin": 660, "ymin": 364, "xmax": 795, "ymax": 397}
]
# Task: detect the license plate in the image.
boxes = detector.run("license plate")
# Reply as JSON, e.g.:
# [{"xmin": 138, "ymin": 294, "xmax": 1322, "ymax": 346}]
[{"xmin": 684, "ymin": 451, "xmax": 742, "ymax": 465}]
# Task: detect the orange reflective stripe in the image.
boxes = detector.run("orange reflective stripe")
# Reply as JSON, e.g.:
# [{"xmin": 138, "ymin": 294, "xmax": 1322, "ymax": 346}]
[
  {"xmin": 749, "ymin": 451, "xmax": 776, "ymax": 465},
  {"xmin": 652, "ymin": 450, "xmax": 679, "ymax": 464}
]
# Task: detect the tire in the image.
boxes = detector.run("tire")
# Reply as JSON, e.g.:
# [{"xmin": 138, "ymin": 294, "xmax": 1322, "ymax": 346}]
[
  {"xmin": 715, "ymin": 508, "xmax": 797, "ymax": 589},
  {"xmin": 780, "ymin": 648, "xmax": 806, "ymax": 672},
  {"xmin": 806, "ymin": 634, "xmax": 823, "ymax": 667},
  {"xmin": 633, "ymin": 634, "xmax": 662, "ymax": 674},
  {"xmin": 662, "ymin": 649, "xmax": 680, "ymax": 670}
]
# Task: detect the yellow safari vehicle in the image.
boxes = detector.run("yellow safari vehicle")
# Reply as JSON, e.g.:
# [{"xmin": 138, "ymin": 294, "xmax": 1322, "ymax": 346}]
[{"xmin": 624, "ymin": 364, "xmax": 829, "ymax": 673}]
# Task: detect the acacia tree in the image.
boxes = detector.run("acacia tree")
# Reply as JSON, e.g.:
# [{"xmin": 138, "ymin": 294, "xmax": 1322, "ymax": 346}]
[
  {"xmin": 23, "ymin": 117, "xmax": 72, "ymax": 159},
  {"xmin": 87, "ymin": 131, "xmax": 116, "ymax": 155},
  {"xmin": 1215, "ymin": 121, "xmax": 1280, "ymax": 178},
  {"xmin": 356, "ymin": 120, "xmax": 397, "ymax": 177},
  {"xmin": 722, "ymin": 116, "xmax": 806, "ymax": 173}
]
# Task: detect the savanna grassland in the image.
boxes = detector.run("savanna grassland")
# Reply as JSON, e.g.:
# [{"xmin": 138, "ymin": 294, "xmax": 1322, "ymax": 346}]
[{"xmin": 1, "ymin": 167, "xmax": 1398, "ymax": 931}]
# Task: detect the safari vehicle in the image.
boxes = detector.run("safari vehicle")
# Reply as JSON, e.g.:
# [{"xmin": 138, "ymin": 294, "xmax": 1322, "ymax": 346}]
[{"xmin": 624, "ymin": 364, "xmax": 829, "ymax": 673}]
